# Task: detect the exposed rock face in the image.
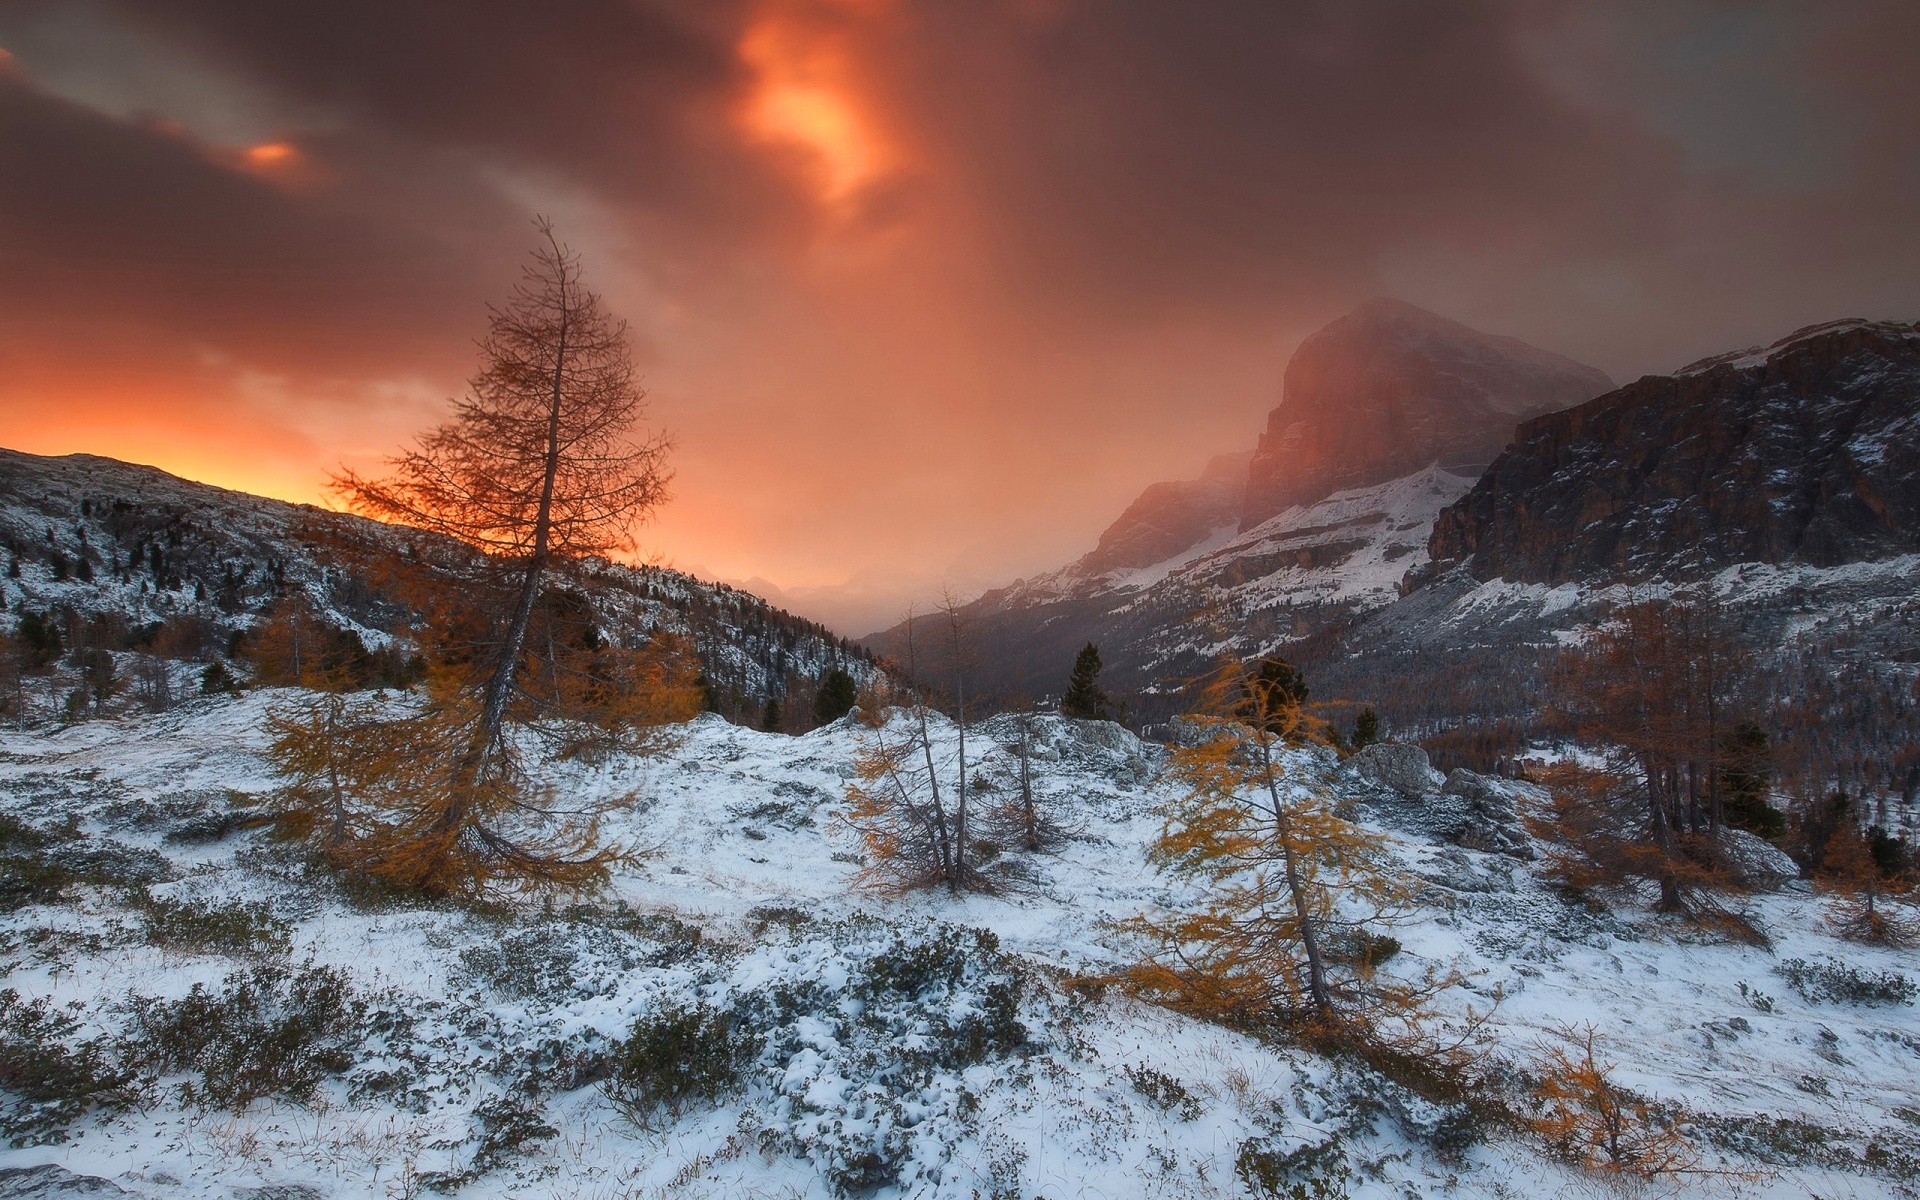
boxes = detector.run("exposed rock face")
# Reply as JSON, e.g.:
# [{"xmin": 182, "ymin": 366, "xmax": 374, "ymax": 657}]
[
  {"xmin": 1440, "ymin": 769, "xmax": 1536, "ymax": 860},
  {"xmin": 1428, "ymin": 319, "xmax": 1920, "ymax": 584},
  {"xmin": 1717, "ymin": 829, "xmax": 1799, "ymax": 890},
  {"xmin": 0, "ymin": 1165, "xmax": 140, "ymax": 1198},
  {"xmin": 1077, "ymin": 452, "xmax": 1251, "ymax": 576},
  {"xmin": 861, "ymin": 300, "xmax": 1606, "ymax": 711},
  {"xmin": 1337, "ymin": 751, "xmax": 1535, "ymax": 861},
  {"xmin": 1242, "ymin": 299, "xmax": 1612, "ymax": 529},
  {"xmin": 1341, "ymin": 742, "xmax": 1444, "ymax": 798}
]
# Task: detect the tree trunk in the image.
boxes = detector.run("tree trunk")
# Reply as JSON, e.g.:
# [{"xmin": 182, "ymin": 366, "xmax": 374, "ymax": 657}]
[
  {"xmin": 457, "ymin": 277, "xmax": 572, "ymax": 818},
  {"xmin": 952, "ymin": 673, "xmax": 969, "ymax": 892},
  {"xmin": 1019, "ymin": 714, "xmax": 1038, "ymax": 852},
  {"xmin": 1260, "ymin": 735, "xmax": 1334, "ymax": 1016}
]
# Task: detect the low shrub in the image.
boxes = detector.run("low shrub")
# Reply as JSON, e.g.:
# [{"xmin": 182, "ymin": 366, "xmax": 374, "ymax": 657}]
[
  {"xmin": 421, "ymin": 1094, "xmax": 560, "ymax": 1191},
  {"xmin": 461, "ymin": 910, "xmax": 702, "ymax": 1005},
  {"xmin": 1126, "ymin": 1064, "xmax": 1202, "ymax": 1120},
  {"xmin": 141, "ymin": 893, "xmax": 291, "ymax": 956},
  {"xmin": 0, "ymin": 990, "xmax": 140, "ymax": 1146},
  {"xmin": 124, "ymin": 961, "xmax": 363, "ymax": 1109},
  {"xmin": 1776, "ymin": 957, "xmax": 1916, "ymax": 1007},
  {"xmin": 604, "ymin": 1001, "xmax": 757, "ymax": 1122},
  {"xmin": 853, "ymin": 925, "xmax": 1025, "ymax": 1074},
  {"xmin": 0, "ymin": 821, "xmax": 170, "ymax": 911},
  {"xmin": 1235, "ymin": 1134, "xmax": 1352, "ymax": 1200},
  {"xmin": 1327, "ymin": 929, "xmax": 1402, "ymax": 970}
]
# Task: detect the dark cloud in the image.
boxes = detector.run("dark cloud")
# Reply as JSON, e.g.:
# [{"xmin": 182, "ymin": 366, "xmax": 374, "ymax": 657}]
[
  {"xmin": 0, "ymin": 71, "xmax": 520, "ymax": 376},
  {"xmin": 0, "ymin": 0, "xmax": 1916, "ymax": 617},
  {"xmin": 888, "ymin": 0, "xmax": 1678, "ymax": 317},
  {"xmin": 91, "ymin": 0, "xmax": 793, "ymax": 227}
]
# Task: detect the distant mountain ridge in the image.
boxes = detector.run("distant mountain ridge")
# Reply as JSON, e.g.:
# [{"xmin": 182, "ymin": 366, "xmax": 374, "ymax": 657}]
[
  {"xmin": 1427, "ymin": 317, "xmax": 1920, "ymax": 583},
  {"xmin": 864, "ymin": 299, "xmax": 1614, "ymax": 700},
  {"xmin": 0, "ymin": 448, "xmax": 871, "ymax": 721},
  {"xmin": 1241, "ymin": 298, "xmax": 1613, "ymax": 528}
]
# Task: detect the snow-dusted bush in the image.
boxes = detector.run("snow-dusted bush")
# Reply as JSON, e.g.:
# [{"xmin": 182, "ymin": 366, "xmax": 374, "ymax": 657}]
[
  {"xmin": 0, "ymin": 990, "xmax": 138, "ymax": 1146},
  {"xmin": 124, "ymin": 961, "xmax": 363, "ymax": 1108},
  {"xmin": 606, "ymin": 1000, "xmax": 759, "ymax": 1122},
  {"xmin": 1775, "ymin": 957, "xmax": 1916, "ymax": 1006},
  {"xmin": 140, "ymin": 891, "xmax": 290, "ymax": 956},
  {"xmin": 597, "ymin": 917, "xmax": 1034, "ymax": 1196}
]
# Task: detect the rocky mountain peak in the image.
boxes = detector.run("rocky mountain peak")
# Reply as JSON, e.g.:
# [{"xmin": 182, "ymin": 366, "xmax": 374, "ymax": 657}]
[
  {"xmin": 1240, "ymin": 299, "xmax": 1613, "ymax": 529},
  {"xmin": 1072, "ymin": 451, "xmax": 1251, "ymax": 577},
  {"xmin": 1426, "ymin": 316, "xmax": 1920, "ymax": 583}
]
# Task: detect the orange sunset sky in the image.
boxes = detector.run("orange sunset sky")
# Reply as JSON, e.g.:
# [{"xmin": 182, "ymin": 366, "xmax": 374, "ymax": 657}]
[{"xmin": 3, "ymin": 1, "xmax": 1919, "ymax": 631}]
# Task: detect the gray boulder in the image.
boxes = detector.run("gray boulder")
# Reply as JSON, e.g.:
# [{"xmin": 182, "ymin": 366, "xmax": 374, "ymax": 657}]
[
  {"xmin": 1718, "ymin": 828, "xmax": 1799, "ymax": 889},
  {"xmin": 1440, "ymin": 769, "xmax": 1536, "ymax": 861},
  {"xmin": 0, "ymin": 1166, "xmax": 142, "ymax": 1198},
  {"xmin": 1341, "ymin": 742, "xmax": 1444, "ymax": 798}
]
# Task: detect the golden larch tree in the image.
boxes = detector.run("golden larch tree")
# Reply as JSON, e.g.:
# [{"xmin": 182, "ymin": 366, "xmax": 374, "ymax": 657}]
[
  {"xmin": 1126, "ymin": 655, "xmax": 1470, "ymax": 1052},
  {"xmin": 328, "ymin": 218, "xmax": 673, "ymax": 896}
]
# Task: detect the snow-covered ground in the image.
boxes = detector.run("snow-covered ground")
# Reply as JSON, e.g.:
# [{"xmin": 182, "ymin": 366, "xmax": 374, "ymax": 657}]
[{"xmin": 2, "ymin": 694, "xmax": 1917, "ymax": 1198}]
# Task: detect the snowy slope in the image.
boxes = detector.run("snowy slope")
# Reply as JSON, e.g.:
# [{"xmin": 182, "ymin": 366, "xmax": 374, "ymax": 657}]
[
  {"xmin": 866, "ymin": 465, "xmax": 1479, "ymax": 704},
  {"xmin": 0, "ymin": 447, "xmax": 874, "ymax": 720},
  {"xmin": 2, "ymin": 696, "xmax": 1916, "ymax": 1197}
]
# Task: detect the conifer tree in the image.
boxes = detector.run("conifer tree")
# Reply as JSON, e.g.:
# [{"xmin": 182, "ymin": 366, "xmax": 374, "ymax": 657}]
[
  {"xmin": 1525, "ymin": 1025, "xmax": 1703, "ymax": 1179},
  {"xmin": 326, "ymin": 218, "xmax": 672, "ymax": 897},
  {"xmin": 1719, "ymin": 721, "xmax": 1783, "ymax": 839},
  {"xmin": 1552, "ymin": 596, "xmax": 1751, "ymax": 911},
  {"xmin": 81, "ymin": 648, "xmax": 117, "ymax": 716},
  {"xmin": 14, "ymin": 612, "xmax": 59, "ymax": 672},
  {"xmin": 1351, "ymin": 708, "xmax": 1380, "ymax": 750},
  {"xmin": 266, "ymin": 687, "xmax": 424, "ymax": 863},
  {"xmin": 844, "ymin": 603, "xmax": 989, "ymax": 895},
  {"xmin": 1060, "ymin": 642, "xmax": 1110, "ymax": 720},
  {"xmin": 813, "ymin": 666, "xmax": 858, "ymax": 725},
  {"xmin": 1126, "ymin": 655, "xmax": 1472, "ymax": 1052},
  {"xmin": 1816, "ymin": 820, "xmax": 1917, "ymax": 945},
  {"xmin": 761, "ymin": 696, "xmax": 782, "ymax": 734}
]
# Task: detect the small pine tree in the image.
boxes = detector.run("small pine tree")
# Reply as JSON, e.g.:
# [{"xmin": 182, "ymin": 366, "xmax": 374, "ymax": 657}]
[
  {"xmin": 1816, "ymin": 821, "xmax": 1917, "ymax": 946},
  {"xmin": 202, "ymin": 660, "xmax": 241, "ymax": 695},
  {"xmin": 1719, "ymin": 721, "xmax": 1783, "ymax": 839},
  {"xmin": 761, "ymin": 696, "xmax": 782, "ymax": 733},
  {"xmin": 81, "ymin": 648, "xmax": 117, "ymax": 715},
  {"xmin": 1237, "ymin": 657, "xmax": 1309, "ymax": 731},
  {"xmin": 1126, "ymin": 655, "xmax": 1472, "ymax": 1053},
  {"xmin": 813, "ymin": 667, "xmax": 858, "ymax": 726},
  {"xmin": 14, "ymin": 612, "xmax": 60, "ymax": 671},
  {"xmin": 1351, "ymin": 708, "xmax": 1380, "ymax": 750},
  {"xmin": 1059, "ymin": 642, "xmax": 1110, "ymax": 720},
  {"xmin": 1526, "ymin": 1024, "xmax": 1702, "ymax": 1178}
]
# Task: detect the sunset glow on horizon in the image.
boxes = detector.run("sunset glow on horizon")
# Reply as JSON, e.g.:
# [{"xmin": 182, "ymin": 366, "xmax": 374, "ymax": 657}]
[{"xmin": 3, "ymin": 1, "xmax": 1919, "ymax": 631}]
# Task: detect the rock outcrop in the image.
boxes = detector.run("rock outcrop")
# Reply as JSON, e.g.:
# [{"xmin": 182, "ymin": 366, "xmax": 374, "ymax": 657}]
[
  {"xmin": 1717, "ymin": 829, "xmax": 1799, "ymax": 890},
  {"xmin": 1241, "ymin": 299, "xmax": 1612, "ymax": 529},
  {"xmin": 1076, "ymin": 452, "xmax": 1251, "ymax": 576},
  {"xmin": 1439, "ymin": 768, "xmax": 1536, "ymax": 860},
  {"xmin": 1428, "ymin": 318, "xmax": 1920, "ymax": 583},
  {"xmin": 1338, "ymin": 747, "xmax": 1536, "ymax": 860},
  {"xmin": 0, "ymin": 1165, "xmax": 141, "ymax": 1198},
  {"xmin": 1341, "ymin": 742, "xmax": 1445, "ymax": 798}
]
